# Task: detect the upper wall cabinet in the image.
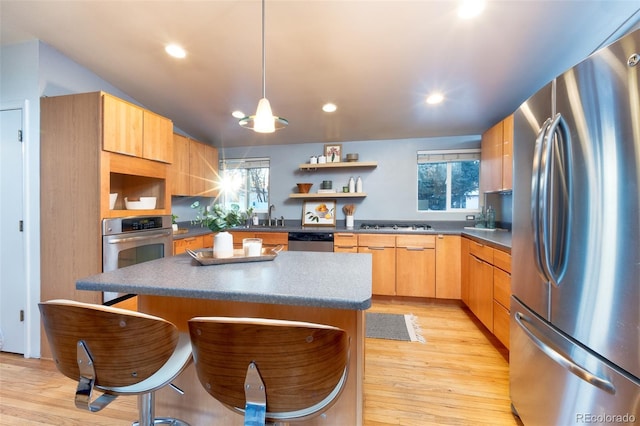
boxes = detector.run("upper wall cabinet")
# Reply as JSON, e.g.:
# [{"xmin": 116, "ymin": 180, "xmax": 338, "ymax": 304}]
[
  {"xmin": 169, "ymin": 133, "xmax": 219, "ymax": 197},
  {"xmin": 102, "ymin": 93, "xmax": 173, "ymax": 164},
  {"xmin": 480, "ymin": 114, "xmax": 513, "ymax": 193}
]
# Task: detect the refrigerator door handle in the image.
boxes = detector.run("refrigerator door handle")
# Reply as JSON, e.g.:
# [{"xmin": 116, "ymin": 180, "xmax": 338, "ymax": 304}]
[
  {"xmin": 514, "ymin": 311, "xmax": 616, "ymax": 395},
  {"xmin": 539, "ymin": 113, "xmax": 572, "ymax": 287},
  {"xmin": 531, "ymin": 117, "xmax": 552, "ymax": 280}
]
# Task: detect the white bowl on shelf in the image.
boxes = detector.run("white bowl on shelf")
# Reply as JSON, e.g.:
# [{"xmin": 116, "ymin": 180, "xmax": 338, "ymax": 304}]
[
  {"xmin": 109, "ymin": 193, "xmax": 118, "ymax": 210},
  {"xmin": 124, "ymin": 196, "xmax": 156, "ymax": 210}
]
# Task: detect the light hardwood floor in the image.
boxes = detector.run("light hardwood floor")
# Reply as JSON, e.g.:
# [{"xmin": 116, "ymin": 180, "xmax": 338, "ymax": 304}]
[{"xmin": 0, "ymin": 298, "xmax": 521, "ymax": 425}]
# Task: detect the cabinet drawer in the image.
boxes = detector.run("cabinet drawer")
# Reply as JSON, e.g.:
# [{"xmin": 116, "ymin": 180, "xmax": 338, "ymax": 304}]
[
  {"xmin": 493, "ymin": 248, "xmax": 511, "ymax": 273},
  {"xmin": 396, "ymin": 234, "xmax": 435, "ymax": 248},
  {"xmin": 493, "ymin": 267, "xmax": 511, "ymax": 308},
  {"xmin": 334, "ymin": 233, "xmax": 358, "ymax": 247},
  {"xmin": 254, "ymin": 232, "xmax": 288, "ymax": 246},
  {"xmin": 173, "ymin": 235, "xmax": 205, "ymax": 255},
  {"xmin": 469, "ymin": 240, "xmax": 494, "ymax": 263},
  {"xmin": 358, "ymin": 233, "xmax": 396, "ymax": 248},
  {"xmin": 493, "ymin": 300, "xmax": 510, "ymax": 349}
]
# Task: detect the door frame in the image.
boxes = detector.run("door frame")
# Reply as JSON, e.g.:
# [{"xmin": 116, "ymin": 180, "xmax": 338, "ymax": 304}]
[{"xmin": 1, "ymin": 99, "xmax": 40, "ymax": 358}]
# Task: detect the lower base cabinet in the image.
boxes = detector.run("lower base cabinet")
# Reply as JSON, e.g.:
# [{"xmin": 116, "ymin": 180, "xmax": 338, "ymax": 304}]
[
  {"xmin": 173, "ymin": 235, "xmax": 210, "ymax": 255},
  {"xmin": 395, "ymin": 235, "xmax": 436, "ymax": 297},
  {"xmin": 462, "ymin": 236, "xmax": 512, "ymax": 349},
  {"xmin": 229, "ymin": 231, "xmax": 288, "ymax": 251},
  {"xmin": 357, "ymin": 234, "xmax": 396, "ymax": 296}
]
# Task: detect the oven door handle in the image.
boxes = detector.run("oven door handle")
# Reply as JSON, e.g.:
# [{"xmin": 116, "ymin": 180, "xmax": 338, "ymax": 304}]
[{"xmin": 106, "ymin": 230, "xmax": 172, "ymax": 244}]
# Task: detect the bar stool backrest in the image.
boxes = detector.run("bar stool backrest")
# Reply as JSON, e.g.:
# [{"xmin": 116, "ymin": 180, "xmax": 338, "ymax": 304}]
[
  {"xmin": 39, "ymin": 299, "xmax": 179, "ymax": 388},
  {"xmin": 188, "ymin": 317, "xmax": 350, "ymax": 422}
]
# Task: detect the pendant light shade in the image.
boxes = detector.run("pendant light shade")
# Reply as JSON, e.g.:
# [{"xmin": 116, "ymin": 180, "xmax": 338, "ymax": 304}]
[{"xmin": 239, "ymin": 0, "xmax": 288, "ymax": 133}]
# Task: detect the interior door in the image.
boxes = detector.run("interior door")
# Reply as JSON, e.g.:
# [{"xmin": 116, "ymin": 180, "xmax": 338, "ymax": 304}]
[{"xmin": 0, "ymin": 108, "xmax": 25, "ymax": 354}]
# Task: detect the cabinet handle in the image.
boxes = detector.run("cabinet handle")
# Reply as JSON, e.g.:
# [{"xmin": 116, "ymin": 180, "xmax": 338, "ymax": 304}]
[
  {"xmin": 336, "ymin": 233, "xmax": 355, "ymax": 237},
  {"xmin": 474, "ymin": 242, "xmax": 484, "ymax": 248},
  {"xmin": 405, "ymin": 246, "xmax": 425, "ymax": 251},
  {"xmin": 368, "ymin": 246, "xmax": 385, "ymax": 250}
]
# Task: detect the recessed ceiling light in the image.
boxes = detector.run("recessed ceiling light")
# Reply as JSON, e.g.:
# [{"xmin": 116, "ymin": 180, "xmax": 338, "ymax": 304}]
[
  {"xmin": 165, "ymin": 44, "xmax": 186, "ymax": 59},
  {"xmin": 458, "ymin": 0, "xmax": 485, "ymax": 19},
  {"xmin": 232, "ymin": 110, "xmax": 245, "ymax": 119},
  {"xmin": 322, "ymin": 103, "xmax": 337, "ymax": 113},
  {"xmin": 426, "ymin": 93, "xmax": 444, "ymax": 105}
]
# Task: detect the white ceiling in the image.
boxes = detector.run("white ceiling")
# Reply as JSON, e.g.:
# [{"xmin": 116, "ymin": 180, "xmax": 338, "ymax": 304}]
[{"xmin": 1, "ymin": 1, "xmax": 639, "ymax": 148}]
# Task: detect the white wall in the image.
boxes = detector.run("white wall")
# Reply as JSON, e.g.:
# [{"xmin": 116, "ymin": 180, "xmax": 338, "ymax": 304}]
[{"xmin": 218, "ymin": 136, "xmax": 481, "ymax": 224}]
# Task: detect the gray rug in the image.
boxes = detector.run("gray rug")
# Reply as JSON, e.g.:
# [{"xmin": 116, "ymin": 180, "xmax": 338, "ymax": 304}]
[{"xmin": 365, "ymin": 312, "xmax": 425, "ymax": 343}]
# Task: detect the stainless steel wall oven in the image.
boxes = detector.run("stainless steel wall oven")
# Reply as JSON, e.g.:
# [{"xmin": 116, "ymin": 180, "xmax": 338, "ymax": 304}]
[{"xmin": 102, "ymin": 215, "xmax": 172, "ymax": 304}]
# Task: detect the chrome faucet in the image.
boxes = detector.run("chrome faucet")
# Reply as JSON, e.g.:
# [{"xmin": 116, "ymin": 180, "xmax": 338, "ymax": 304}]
[{"xmin": 267, "ymin": 204, "xmax": 275, "ymax": 226}]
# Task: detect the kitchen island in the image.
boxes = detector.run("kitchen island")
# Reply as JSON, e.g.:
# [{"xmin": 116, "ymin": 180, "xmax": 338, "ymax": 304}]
[{"xmin": 77, "ymin": 251, "xmax": 372, "ymax": 425}]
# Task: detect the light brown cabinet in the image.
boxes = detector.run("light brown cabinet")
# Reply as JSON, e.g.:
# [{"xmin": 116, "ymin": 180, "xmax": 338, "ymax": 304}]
[
  {"xmin": 102, "ymin": 93, "xmax": 173, "ymax": 163},
  {"xmin": 492, "ymin": 249, "xmax": 512, "ymax": 349},
  {"xmin": 435, "ymin": 235, "xmax": 461, "ymax": 299},
  {"xmin": 462, "ymin": 236, "xmax": 512, "ymax": 348},
  {"xmin": 396, "ymin": 235, "xmax": 436, "ymax": 297},
  {"xmin": 40, "ymin": 92, "xmax": 173, "ymax": 356},
  {"xmin": 173, "ymin": 235, "xmax": 209, "ymax": 255},
  {"xmin": 334, "ymin": 233, "xmax": 358, "ymax": 253},
  {"xmin": 480, "ymin": 114, "xmax": 513, "ymax": 193},
  {"xmin": 229, "ymin": 231, "xmax": 288, "ymax": 251},
  {"xmin": 169, "ymin": 133, "xmax": 219, "ymax": 196},
  {"xmin": 358, "ymin": 234, "xmax": 396, "ymax": 296}
]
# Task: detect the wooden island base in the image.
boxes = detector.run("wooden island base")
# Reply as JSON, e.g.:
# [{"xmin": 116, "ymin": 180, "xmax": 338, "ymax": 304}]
[{"xmin": 138, "ymin": 295, "xmax": 365, "ymax": 425}]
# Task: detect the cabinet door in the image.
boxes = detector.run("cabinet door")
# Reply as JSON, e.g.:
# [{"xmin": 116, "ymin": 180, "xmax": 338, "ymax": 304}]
[
  {"xmin": 190, "ymin": 140, "xmax": 219, "ymax": 196},
  {"xmin": 358, "ymin": 246, "xmax": 396, "ymax": 296},
  {"xmin": 469, "ymin": 254, "xmax": 493, "ymax": 331},
  {"xmin": 102, "ymin": 93, "xmax": 143, "ymax": 157},
  {"xmin": 461, "ymin": 237, "xmax": 470, "ymax": 306},
  {"xmin": 435, "ymin": 235, "xmax": 461, "ymax": 299},
  {"xmin": 480, "ymin": 120, "xmax": 503, "ymax": 193},
  {"xmin": 396, "ymin": 246, "xmax": 435, "ymax": 297},
  {"xmin": 493, "ymin": 300, "xmax": 510, "ymax": 349},
  {"xmin": 255, "ymin": 232, "xmax": 288, "ymax": 251},
  {"xmin": 502, "ymin": 114, "xmax": 513, "ymax": 190},
  {"xmin": 143, "ymin": 110, "xmax": 173, "ymax": 163},
  {"xmin": 173, "ymin": 236, "xmax": 205, "ymax": 255},
  {"xmin": 170, "ymin": 133, "xmax": 190, "ymax": 195}
]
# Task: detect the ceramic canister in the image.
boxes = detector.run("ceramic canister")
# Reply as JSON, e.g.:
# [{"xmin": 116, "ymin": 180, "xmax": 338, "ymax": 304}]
[{"xmin": 213, "ymin": 231, "xmax": 234, "ymax": 258}]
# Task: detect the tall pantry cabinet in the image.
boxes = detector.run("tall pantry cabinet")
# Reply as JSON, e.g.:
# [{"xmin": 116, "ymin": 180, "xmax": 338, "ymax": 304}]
[{"xmin": 40, "ymin": 92, "xmax": 172, "ymax": 358}]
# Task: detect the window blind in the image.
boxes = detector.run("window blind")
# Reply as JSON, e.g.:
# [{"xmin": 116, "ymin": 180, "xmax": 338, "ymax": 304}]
[
  {"xmin": 417, "ymin": 149, "xmax": 480, "ymax": 164},
  {"xmin": 220, "ymin": 157, "xmax": 270, "ymax": 170}
]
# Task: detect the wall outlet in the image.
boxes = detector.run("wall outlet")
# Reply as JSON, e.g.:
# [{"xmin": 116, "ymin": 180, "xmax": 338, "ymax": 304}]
[{"xmin": 466, "ymin": 215, "xmax": 475, "ymax": 220}]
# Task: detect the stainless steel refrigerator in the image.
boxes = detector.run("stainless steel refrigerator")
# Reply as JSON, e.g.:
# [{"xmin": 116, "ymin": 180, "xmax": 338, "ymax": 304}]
[{"xmin": 511, "ymin": 28, "xmax": 639, "ymax": 425}]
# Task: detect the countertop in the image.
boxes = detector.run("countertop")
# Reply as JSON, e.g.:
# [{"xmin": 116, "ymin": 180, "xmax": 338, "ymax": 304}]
[
  {"xmin": 176, "ymin": 220, "xmax": 512, "ymax": 252},
  {"xmin": 77, "ymin": 251, "xmax": 372, "ymax": 310}
]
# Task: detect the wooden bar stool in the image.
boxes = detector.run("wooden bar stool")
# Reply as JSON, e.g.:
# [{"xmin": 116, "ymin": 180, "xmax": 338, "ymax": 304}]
[
  {"xmin": 39, "ymin": 299, "xmax": 192, "ymax": 426},
  {"xmin": 188, "ymin": 317, "xmax": 350, "ymax": 425}
]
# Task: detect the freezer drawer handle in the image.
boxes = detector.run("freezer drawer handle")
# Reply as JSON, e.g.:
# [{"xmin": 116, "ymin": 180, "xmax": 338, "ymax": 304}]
[{"xmin": 514, "ymin": 312, "xmax": 616, "ymax": 395}]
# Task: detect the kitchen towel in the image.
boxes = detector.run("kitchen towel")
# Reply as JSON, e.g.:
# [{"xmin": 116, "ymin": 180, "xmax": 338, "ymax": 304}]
[{"xmin": 365, "ymin": 313, "xmax": 425, "ymax": 343}]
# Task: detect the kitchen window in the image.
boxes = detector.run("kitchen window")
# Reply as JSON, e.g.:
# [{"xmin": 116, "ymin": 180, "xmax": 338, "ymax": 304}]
[
  {"xmin": 219, "ymin": 157, "xmax": 270, "ymax": 213},
  {"xmin": 417, "ymin": 149, "xmax": 480, "ymax": 211}
]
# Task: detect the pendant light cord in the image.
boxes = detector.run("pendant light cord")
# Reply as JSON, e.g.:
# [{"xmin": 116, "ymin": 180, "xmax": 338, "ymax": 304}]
[{"xmin": 261, "ymin": 0, "xmax": 266, "ymax": 99}]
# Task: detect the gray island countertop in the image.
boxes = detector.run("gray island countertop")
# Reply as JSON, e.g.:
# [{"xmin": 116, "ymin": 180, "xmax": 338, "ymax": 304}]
[{"xmin": 77, "ymin": 251, "xmax": 372, "ymax": 310}]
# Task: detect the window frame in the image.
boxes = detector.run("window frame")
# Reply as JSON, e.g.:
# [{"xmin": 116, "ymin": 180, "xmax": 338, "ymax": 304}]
[
  {"xmin": 219, "ymin": 157, "xmax": 270, "ymax": 213},
  {"xmin": 417, "ymin": 149, "xmax": 480, "ymax": 213}
]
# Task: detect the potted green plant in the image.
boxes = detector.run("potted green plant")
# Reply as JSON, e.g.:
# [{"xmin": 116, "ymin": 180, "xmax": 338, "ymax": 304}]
[
  {"xmin": 171, "ymin": 214, "xmax": 179, "ymax": 232},
  {"xmin": 191, "ymin": 201, "xmax": 253, "ymax": 231}
]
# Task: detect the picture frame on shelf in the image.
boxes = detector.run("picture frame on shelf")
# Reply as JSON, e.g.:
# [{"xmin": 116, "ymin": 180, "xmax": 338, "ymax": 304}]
[
  {"xmin": 324, "ymin": 144, "xmax": 342, "ymax": 163},
  {"xmin": 302, "ymin": 199, "xmax": 337, "ymax": 227}
]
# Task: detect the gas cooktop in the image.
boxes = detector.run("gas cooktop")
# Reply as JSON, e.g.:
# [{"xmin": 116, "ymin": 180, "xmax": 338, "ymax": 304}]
[{"xmin": 359, "ymin": 223, "xmax": 433, "ymax": 231}]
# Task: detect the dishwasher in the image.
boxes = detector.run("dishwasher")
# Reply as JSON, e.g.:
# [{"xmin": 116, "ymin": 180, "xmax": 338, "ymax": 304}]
[{"xmin": 288, "ymin": 232, "xmax": 334, "ymax": 252}]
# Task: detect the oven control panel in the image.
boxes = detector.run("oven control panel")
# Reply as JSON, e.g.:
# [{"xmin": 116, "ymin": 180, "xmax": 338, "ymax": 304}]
[{"xmin": 102, "ymin": 215, "xmax": 172, "ymax": 236}]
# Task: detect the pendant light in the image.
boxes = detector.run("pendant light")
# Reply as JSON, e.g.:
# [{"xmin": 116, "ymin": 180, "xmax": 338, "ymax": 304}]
[{"xmin": 239, "ymin": 0, "xmax": 288, "ymax": 133}]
